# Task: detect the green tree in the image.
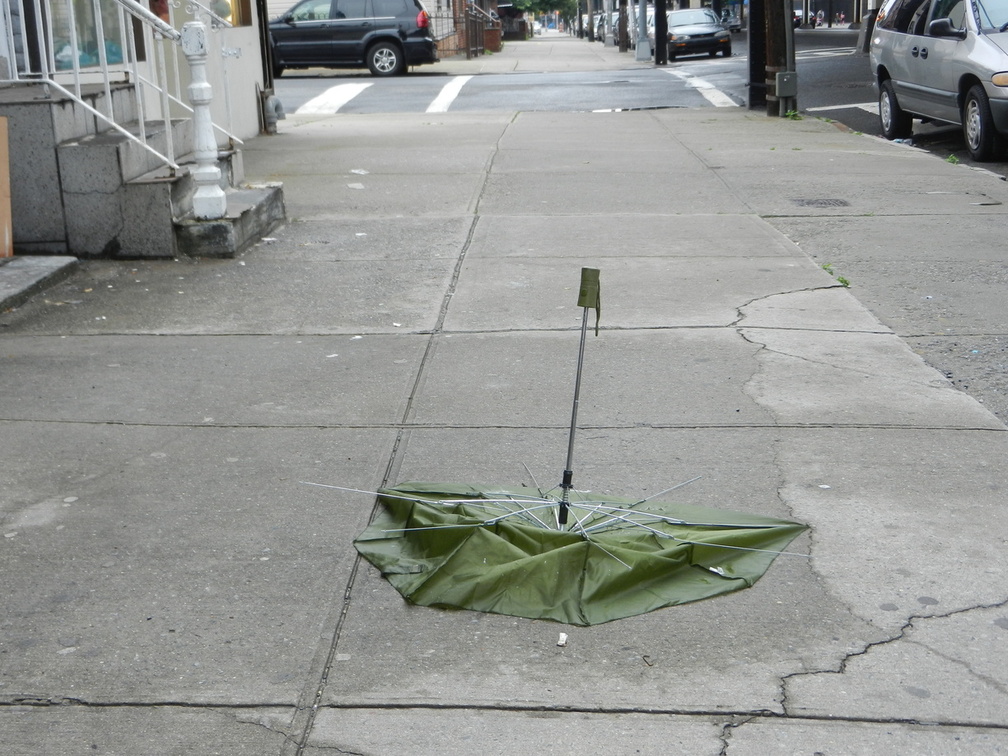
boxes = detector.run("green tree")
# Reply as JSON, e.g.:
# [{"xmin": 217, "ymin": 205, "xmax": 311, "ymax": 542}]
[{"xmin": 517, "ymin": 0, "xmax": 580, "ymax": 22}]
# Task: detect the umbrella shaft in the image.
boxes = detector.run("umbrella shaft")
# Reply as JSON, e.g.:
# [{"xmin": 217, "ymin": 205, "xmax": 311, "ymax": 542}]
[{"xmin": 560, "ymin": 307, "xmax": 591, "ymax": 525}]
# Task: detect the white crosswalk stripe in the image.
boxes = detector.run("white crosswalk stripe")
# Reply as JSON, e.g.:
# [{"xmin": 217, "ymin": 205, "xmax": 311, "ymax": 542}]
[
  {"xmin": 795, "ymin": 47, "xmax": 858, "ymax": 59},
  {"xmin": 663, "ymin": 69, "xmax": 739, "ymax": 107},
  {"xmin": 806, "ymin": 101, "xmax": 878, "ymax": 115},
  {"xmin": 296, "ymin": 83, "xmax": 373, "ymax": 114},
  {"xmin": 427, "ymin": 76, "xmax": 473, "ymax": 113}
]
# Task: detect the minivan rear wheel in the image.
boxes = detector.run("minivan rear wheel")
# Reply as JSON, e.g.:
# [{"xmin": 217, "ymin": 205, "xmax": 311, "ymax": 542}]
[
  {"xmin": 963, "ymin": 84, "xmax": 1003, "ymax": 162},
  {"xmin": 367, "ymin": 41, "xmax": 405, "ymax": 76},
  {"xmin": 879, "ymin": 80, "xmax": 912, "ymax": 140}
]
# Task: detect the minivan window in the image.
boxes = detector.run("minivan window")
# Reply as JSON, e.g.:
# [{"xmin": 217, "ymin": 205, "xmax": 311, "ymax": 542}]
[
  {"xmin": 907, "ymin": 0, "xmax": 933, "ymax": 33},
  {"xmin": 876, "ymin": 0, "xmax": 930, "ymax": 31},
  {"xmin": 929, "ymin": 0, "xmax": 966, "ymax": 29}
]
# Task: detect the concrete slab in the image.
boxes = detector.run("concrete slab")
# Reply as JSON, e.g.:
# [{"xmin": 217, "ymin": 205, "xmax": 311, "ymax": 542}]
[
  {"xmin": 0, "ymin": 422, "xmax": 395, "ymax": 703},
  {"xmin": 479, "ymin": 169, "xmax": 736, "ymax": 216},
  {"xmin": 786, "ymin": 605, "xmax": 1008, "ymax": 727},
  {"xmin": 742, "ymin": 327, "xmax": 1005, "ymax": 428},
  {"xmin": 0, "ymin": 255, "xmax": 457, "ymax": 335},
  {"xmin": 469, "ymin": 212, "xmax": 802, "ymax": 258},
  {"xmin": 256, "ymin": 217, "xmax": 474, "ymax": 262},
  {"xmin": 0, "ymin": 706, "xmax": 293, "ymax": 756},
  {"xmin": 726, "ymin": 718, "xmax": 1008, "ymax": 755},
  {"xmin": 780, "ymin": 429, "xmax": 1008, "ymax": 632},
  {"xmin": 0, "ymin": 335, "xmax": 425, "ymax": 425},
  {"xmin": 446, "ymin": 256, "xmax": 833, "ymax": 330},
  {"xmin": 770, "ymin": 214, "xmax": 1008, "ymax": 336},
  {"xmin": 407, "ymin": 329, "xmax": 774, "ymax": 427},
  {"xmin": 307, "ymin": 709, "xmax": 724, "ymax": 755}
]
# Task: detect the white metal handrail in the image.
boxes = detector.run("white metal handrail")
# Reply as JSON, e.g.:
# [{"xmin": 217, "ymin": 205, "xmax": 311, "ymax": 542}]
[{"xmin": 1, "ymin": 0, "xmax": 240, "ymax": 215}]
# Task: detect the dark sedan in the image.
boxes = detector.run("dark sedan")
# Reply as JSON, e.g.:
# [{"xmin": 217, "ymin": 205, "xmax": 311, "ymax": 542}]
[{"xmin": 666, "ymin": 8, "xmax": 732, "ymax": 59}]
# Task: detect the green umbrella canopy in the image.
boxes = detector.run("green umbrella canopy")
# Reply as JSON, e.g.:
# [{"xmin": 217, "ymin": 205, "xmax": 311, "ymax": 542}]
[{"xmin": 353, "ymin": 482, "xmax": 807, "ymax": 626}]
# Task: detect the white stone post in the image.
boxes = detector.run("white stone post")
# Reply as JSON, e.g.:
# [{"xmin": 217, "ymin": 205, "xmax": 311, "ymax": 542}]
[{"xmin": 181, "ymin": 21, "xmax": 227, "ymax": 220}]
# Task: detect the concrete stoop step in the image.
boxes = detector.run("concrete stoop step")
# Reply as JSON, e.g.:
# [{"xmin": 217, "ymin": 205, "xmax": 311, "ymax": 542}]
[
  {"xmin": 58, "ymin": 116, "xmax": 285, "ymax": 259},
  {"xmin": 126, "ymin": 151, "xmax": 286, "ymax": 259},
  {"xmin": 175, "ymin": 183, "xmax": 286, "ymax": 258},
  {"xmin": 0, "ymin": 256, "xmax": 79, "ymax": 312}
]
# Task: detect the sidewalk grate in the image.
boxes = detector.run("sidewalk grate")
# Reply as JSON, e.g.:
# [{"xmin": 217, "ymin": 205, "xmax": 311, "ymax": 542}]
[{"xmin": 792, "ymin": 198, "xmax": 850, "ymax": 207}]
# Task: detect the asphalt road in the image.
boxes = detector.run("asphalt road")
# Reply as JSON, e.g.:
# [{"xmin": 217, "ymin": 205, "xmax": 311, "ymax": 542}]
[{"xmin": 273, "ymin": 27, "xmax": 1008, "ymax": 175}]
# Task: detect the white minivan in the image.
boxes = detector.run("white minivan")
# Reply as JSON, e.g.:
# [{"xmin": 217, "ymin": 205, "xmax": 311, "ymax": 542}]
[{"xmin": 870, "ymin": 0, "xmax": 1008, "ymax": 160}]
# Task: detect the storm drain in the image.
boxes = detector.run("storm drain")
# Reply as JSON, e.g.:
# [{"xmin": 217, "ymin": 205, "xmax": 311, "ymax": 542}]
[{"xmin": 791, "ymin": 198, "xmax": 850, "ymax": 207}]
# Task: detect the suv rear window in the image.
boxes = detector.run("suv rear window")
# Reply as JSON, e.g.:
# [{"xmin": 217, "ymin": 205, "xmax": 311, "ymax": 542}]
[
  {"xmin": 290, "ymin": 0, "xmax": 335, "ymax": 21},
  {"xmin": 373, "ymin": 0, "xmax": 409, "ymax": 15},
  {"xmin": 335, "ymin": 0, "xmax": 368, "ymax": 18}
]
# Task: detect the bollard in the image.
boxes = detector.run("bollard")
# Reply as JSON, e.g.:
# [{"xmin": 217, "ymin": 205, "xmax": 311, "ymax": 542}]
[{"xmin": 181, "ymin": 22, "xmax": 227, "ymax": 220}]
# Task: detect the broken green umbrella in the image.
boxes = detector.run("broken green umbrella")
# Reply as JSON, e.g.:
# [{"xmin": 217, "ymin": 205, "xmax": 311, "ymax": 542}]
[
  {"xmin": 351, "ymin": 268, "xmax": 807, "ymax": 626},
  {"xmin": 353, "ymin": 482, "xmax": 807, "ymax": 626}
]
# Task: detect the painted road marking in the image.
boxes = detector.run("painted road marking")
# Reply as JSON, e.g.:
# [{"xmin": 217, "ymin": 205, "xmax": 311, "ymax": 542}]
[
  {"xmin": 427, "ymin": 75, "xmax": 473, "ymax": 113},
  {"xmin": 807, "ymin": 101, "xmax": 879, "ymax": 114},
  {"xmin": 296, "ymin": 83, "xmax": 373, "ymax": 114},
  {"xmin": 663, "ymin": 69, "xmax": 739, "ymax": 107}
]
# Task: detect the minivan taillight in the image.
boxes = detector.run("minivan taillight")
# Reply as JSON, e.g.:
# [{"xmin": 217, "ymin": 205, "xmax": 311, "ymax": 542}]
[{"xmin": 417, "ymin": 9, "xmax": 429, "ymax": 28}]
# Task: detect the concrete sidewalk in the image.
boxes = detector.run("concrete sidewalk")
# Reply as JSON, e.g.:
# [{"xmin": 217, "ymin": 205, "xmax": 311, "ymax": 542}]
[{"xmin": 3, "ymin": 35, "xmax": 1008, "ymax": 755}]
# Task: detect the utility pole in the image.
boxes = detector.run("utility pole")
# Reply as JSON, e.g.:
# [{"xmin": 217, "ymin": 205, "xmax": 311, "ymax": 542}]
[
  {"xmin": 747, "ymin": 0, "xmax": 766, "ymax": 108},
  {"xmin": 763, "ymin": 0, "xmax": 788, "ymax": 116},
  {"xmin": 654, "ymin": 0, "xmax": 667, "ymax": 64},
  {"xmin": 618, "ymin": 0, "xmax": 628, "ymax": 52}
]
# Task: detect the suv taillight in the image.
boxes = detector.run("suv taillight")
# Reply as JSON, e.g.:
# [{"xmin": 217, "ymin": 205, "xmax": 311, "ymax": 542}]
[{"xmin": 417, "ymin": 9, "xmax": 429, "ymax": 28}]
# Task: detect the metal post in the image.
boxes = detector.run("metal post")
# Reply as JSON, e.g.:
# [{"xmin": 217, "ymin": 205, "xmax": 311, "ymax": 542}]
[
  {"xmin": 560, "ymin": 306, "xmax": 590, "ymax": 526},
  {"xmin": 181, "ymin": 21, "xmax": 226, "ymax": 220},
  {"xmin": 559, "ymin": 267, "xmax": 600, "ymax": 528},
  {"xmin": 635, "ymin": 0, "xmax": 649, "ymax": 60}
]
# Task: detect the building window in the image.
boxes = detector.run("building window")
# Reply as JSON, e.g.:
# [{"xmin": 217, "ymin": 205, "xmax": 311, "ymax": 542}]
[
  {"xmin": 49, "ymin": 0, "xmax": 127, "ymax": 68},
  {"xmin": 209, "ymin": 0, "xmax": 254, "ymax": 25}
]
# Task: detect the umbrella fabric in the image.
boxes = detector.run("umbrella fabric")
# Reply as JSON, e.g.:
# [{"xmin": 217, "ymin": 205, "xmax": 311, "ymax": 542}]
[{"xmin": 353, "ymin": 482, "xmax": 807, "ymax": 626}]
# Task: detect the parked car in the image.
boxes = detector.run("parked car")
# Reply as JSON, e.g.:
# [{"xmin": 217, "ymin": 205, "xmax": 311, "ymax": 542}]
[
  {"xmin": 721, "ymin": 9, "xmax": 743, "ymax": 32},
  {"xmin": 631, "ymin": 7, "xmax": 654, "ymax": 48},
  {"xmin": 269, "ymin": 0, "xmax": 438, "ymax": 78},
  {"xmin": 594, "ymin": 11, "xmax": 618, "ymax": 40},
  {"xmin": 666, "ymin": 8, "xmax": 732, "ymax": 59},
  {"xmin": 870, "ymin": 0, "xmax": 1008, "ymax": 160}
]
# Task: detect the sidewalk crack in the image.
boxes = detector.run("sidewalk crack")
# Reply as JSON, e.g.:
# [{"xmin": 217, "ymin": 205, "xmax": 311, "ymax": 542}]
[{"xmin": 780, "ymin": 597, "xmax": 1008, "ymax": 717}]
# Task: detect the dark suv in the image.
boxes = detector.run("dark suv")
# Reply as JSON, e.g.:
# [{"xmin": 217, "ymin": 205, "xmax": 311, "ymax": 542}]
[{"xmin": 269, "ymin": 0, "xmax": 438, "ymax": 77}]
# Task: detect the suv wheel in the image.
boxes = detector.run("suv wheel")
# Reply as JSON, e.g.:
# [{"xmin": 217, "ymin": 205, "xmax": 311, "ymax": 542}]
[
  {"xmin": 367, "ymin": 41, "xmax": 405, "ymax": 76},
  {"xmin": 963, "ymin": 84, "xmax": 1003, "ymax": 162},
  {"xmin": 879, "ymin": 80, "xmax": 912, "ymax": 140}
]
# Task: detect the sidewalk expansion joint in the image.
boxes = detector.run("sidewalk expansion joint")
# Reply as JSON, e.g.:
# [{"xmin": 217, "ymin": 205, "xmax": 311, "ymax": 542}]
[
  {"xmin": 4, "ymin": 417, "xmax": 1004, "ymax": 433},
  {"xmin": 289, "ymin": 205, "xmax": 492, "ymax": 754},
  {"xmin": 316, "ymin": 700, "xmax": 1008, "ymax": 732},
  {"xmin": 1, "ymin": 697, "xmax": 295, "ymax": 710}
]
